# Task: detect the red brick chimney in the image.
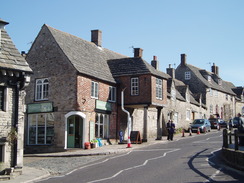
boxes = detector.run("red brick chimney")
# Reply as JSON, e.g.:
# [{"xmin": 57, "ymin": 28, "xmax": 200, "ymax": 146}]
[
  {"xmin": 151, "ymin": 56, "xmax": 159, "ymax": 70},
  {"xmin": 134, "ymin": 48, "xmax": 143, "ymax": 58},
  {"xmin": 91, "ymin": 30, "xmax": 102, "ymax": 47}
]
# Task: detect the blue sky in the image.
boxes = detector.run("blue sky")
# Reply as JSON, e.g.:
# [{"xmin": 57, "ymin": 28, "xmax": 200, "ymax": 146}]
[{"xmin": 2, "ymin": 0, "xmax": 244, "ymax": 86}]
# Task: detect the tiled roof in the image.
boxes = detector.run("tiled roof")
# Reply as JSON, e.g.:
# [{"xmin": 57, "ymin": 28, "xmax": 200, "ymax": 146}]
[
  {"xmin": 0, "ymin": 27, "xmax": 32, "ymax": 72},
  {"xmin": 45, "ymin": 25, "xmax": 125, "ymax": 83},
  {"xmin": 187, "ymin": 64, "xmax": 236, "ymax": 95},
  {"xmin": 107, "ymin": 57, "xmax": 169, "ymax": 79}
]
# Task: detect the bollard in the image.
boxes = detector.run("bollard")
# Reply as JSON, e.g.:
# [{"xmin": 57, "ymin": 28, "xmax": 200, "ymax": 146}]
[
  {"xmin": 189, "ymin": 128, "xmax": 192, "ymax": 136},
  {"xmin": 182, "ymin": 129, "xmax": 185, "ymax": 137}
]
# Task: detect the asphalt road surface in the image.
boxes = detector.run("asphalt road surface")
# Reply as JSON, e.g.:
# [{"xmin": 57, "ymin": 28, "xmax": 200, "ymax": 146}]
[{"xmin": 37, "ymin": 131, "xmax": 244, "ymax": 183}]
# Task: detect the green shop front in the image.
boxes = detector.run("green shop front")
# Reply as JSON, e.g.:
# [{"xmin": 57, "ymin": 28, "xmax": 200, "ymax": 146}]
[{"xmin": 25, "ymin": 102, "xmax": 55, "ymax": 153}]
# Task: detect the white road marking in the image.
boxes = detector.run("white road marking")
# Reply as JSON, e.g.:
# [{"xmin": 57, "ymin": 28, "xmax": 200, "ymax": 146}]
[{"xmin": 87, "ymin": 148, "xmax": 180, "ymax": 183}]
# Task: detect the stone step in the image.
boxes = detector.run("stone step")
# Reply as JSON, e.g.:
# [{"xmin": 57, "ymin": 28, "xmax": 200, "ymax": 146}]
[{"xmin": 0, "ymin": 175, "xmax": 11, "ymax": 181}]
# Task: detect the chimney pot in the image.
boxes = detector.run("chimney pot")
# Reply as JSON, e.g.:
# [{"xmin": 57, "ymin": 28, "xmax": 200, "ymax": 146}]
[
  {"xmin": 134, "ymin": 48, "xmax": 143, "ymax": 58},
  {"xmin": 151, "ymin": 55, "xmax": 159, "ymax": 70},
  {"xmin": 211, "ymin": 63, "xmax": 219, "ymax": 76},
  {"xmin": 91, "ymin": 29, "xmax": 102, "ymax": 47}
]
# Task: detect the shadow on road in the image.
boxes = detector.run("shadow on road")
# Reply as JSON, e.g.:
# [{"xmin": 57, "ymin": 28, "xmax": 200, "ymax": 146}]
[{"xmin": 187, "ymin": 148, "xmax": 244, "ymax": 183}]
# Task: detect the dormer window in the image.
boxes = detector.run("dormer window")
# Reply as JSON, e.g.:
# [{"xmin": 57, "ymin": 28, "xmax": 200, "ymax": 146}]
[
  {"xmin": 207, "ymin": 75, "xmax": 211, "ymax": 82},
  {"xmin": 185, "ymin": 71, "xmax": 191, "ymax": 80},
  {"xmin": 218, "ymin": 79, "xmax": 222, "ymax": 85}
]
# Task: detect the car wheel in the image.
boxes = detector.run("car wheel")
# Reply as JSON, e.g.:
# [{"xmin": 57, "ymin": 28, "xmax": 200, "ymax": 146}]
[{"xmin": 202, "ymin": 127, "xmax": 206, "ymax": 133}]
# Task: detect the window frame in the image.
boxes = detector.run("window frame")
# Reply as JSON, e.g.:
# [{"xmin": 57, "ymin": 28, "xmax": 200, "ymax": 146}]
[
  {"xmin": 131, "ymin": 77, "xmax": 139, "ymax": 96},
  {"xmin": 91, "ymin": 81, "xmax": 99, "ymax": 99},
  {"xmin": 27, "ymin": 113, "xmax": 54, "ymax": 145},
  {"xmin": 185, "ymin": 71, "xmax": 191, "ymax": 80},
  {"xmin": 156, "ymin": 78, "xmax": 163, "ymax": 100},
  {"xmin": 108, "ymin": 86, "xmax": 116, "ymax": 102},
  {"xmin": 35, "ymin": 78, "xmax": 49, "ymax": 101}
]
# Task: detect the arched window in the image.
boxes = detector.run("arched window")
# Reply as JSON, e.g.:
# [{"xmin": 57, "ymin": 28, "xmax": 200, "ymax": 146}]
[{"xmin": 35, "ymin": 78, "xmax": 49, "ymax": 101}]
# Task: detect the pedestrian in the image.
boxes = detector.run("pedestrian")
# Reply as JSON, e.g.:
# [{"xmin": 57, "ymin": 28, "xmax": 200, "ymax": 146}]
[
  {"xmin": 237, "ymin": 113, "xmax": 244, "ymax": 145},
  {"xmin": 167, "ymin": 120, "xmax": 175, "ymax": 141}
]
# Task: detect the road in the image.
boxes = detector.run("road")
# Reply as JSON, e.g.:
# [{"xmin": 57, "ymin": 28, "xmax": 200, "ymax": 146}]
[{"xmin": 37, "ymin": 131, "xmax": 244, "ymax": 183}]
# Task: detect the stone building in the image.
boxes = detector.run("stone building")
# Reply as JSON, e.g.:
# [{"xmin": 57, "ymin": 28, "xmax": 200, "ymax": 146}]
[
  {"xmin": 232, "ymin": 86, "xmax": 244, "ymax": 116},
  {"xmin": 25, "ymin": 24, "xmax": 171, "ymax": 153},
  {"xmin": 0, "ymin": 19, "xmax": 32, "ymax": 173},
  {"xmin": 25, "ymin": 25, "xmax": 126, "ymax": 153},
  {"xmin": 166, "ymin": 64, "xmax": 207, "ymax": 129},
  {"xmin": 175, "ymin": 54, "xmax": 236, "ymax": 121}
]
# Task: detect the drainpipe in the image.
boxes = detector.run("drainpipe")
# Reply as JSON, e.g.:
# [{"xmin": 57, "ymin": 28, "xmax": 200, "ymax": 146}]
[
  {"xmin": 13, "ymin": 82, "xmax": 20, "ymax": 167},
  {"xmin": 121, "ymin": 88, "xmax": 132, "ymax": 148}
]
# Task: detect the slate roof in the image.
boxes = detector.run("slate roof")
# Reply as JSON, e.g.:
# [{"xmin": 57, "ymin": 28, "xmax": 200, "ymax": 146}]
[
  {"xmin": 187, "ymin": 64, "xmax": 236, "ymax": 95},
  {"xmin": 45, "ymin": 25, "xmax": 125, "ymax": 83},
  {"xmin": 107, "ymin": 57, "xmax": 169, "ymax": 79},
  {"xmin": 0, "ymin": 19, "xmax": 32, "ymax": 73},
  {"xmin": 232, "ymin": 87, "xmax": 244, "ymax": 100}
]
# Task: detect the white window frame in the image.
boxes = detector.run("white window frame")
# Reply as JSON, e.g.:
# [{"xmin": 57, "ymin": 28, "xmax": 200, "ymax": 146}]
[
  {"xmin": 185, "ymin": 71, "xmax": 191, "ymax": 80},
  {"xmin": 35, "ymin": 78, "xmax": 49, "ymax": 101},
  {"xmin": 131, "ymin": 77, "xmax": 139, "ymax": 96},
  {"xmin": 91, "ymin": 81, "xmax": 98, "ymax": 99},
  {"xmin": 156, "ymin": 78, "xmax": 162, "ymax": 100},
  {"xmin": 108, "ymin": 86, "xmax": 116, "ymax": 102},
  {"xmin": 186, "ymin": 109, "xmax": 191, "ymax": 120},
  {"xmin": 27, "ymin": 113, "xmax": 54, "ymax": 145}
]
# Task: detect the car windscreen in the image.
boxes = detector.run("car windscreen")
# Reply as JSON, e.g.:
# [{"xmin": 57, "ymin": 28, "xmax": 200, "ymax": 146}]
[{"xmin": 193, "ymin": 120, "xmax": 204, "ymax": 124}]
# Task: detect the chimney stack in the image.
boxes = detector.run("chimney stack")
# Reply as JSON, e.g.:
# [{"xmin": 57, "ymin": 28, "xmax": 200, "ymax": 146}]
[
  {"xmin": 211, "ymin": 63, "xmax": 219, "ymax": 76},
  {"xmin": 91, "ymin": 30, "xmax": 102, "ymax": 47},
  {"xmin": 167, "ymin": 64, "xmax": 175, "ymax": 78},
  {"xmin": 151, "ymin": 56, "xmax": 159, "ymax": 70},
  {"xmin": 134, "ymin": 48, "xmax": 143, "ymax": 58},
  {"xmin": 181, "ymin": 54, "xmax": 187, "ymax": 66}
]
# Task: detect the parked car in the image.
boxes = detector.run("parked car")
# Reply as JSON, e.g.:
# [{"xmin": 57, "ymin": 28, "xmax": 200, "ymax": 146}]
[
  {"xmin": 229, "ymin": 117, "xmax": 239, "ymax": 128},
  {"xmin": 218, "ymin": 120, "xmax": 228, "ymax": 129},
  {"xmin": 209, "ymin": 118, "xmax": 220, "ymax": 129},
  {"xmin": 189, "ymin": 119, "xmax": 211, "ymax": 133}
]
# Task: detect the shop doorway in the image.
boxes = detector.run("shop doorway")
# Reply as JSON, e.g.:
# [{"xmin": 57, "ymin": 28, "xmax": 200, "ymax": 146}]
[{"xmin": 67, "ymin": 115, "xmax": 84, "ymax": 148}]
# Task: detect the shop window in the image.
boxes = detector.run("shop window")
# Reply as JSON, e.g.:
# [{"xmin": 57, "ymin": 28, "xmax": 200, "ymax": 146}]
[
  {"xmin": 95, "ymin": 113, "xmax": 109, "ymax": 138},
  {"xmin": 28, "ymin": 113, "xmax": 54, "ymax": 145}
]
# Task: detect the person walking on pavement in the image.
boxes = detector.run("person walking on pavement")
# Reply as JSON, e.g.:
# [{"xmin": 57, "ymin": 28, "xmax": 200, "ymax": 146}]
[
  {"xmin": 237, "ymin": 113, "xmax": 244, "ymax": 145},
  {"xmin": 167, "ymin": 120, "xmax": 175, "ymax": 141}
]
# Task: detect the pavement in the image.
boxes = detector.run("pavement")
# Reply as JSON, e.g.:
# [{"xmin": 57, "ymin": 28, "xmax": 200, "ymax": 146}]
[{"xmin": 2, "ymin": 131, "xmax": 243, "ymax": 183}]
